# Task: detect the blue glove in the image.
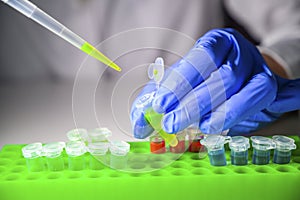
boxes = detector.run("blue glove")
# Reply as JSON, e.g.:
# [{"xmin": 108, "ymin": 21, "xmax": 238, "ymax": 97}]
[{"xmin": 131, "ymin": 28, "xmax": 299, "ymax": 138}]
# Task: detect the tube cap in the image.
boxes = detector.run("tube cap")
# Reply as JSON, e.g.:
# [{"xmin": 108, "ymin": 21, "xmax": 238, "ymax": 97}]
[
  {"xmin": 66, "ymin": 141, "xmax": 86, "ymax": 157},
  {"xmin": 43, "ymin": 142, "xmax": 65, "ymax": 158},
  {"xmin": 272, "ymin": 135, "xmax": 296, "ymax": 151},
  {"xmin": 251, "ymin": 136, "xmax": 276, "ymax": 150},
  {"xmin": 22, "ymin": 143, "xmax": 43, "ymax": 159},
  {"xmin": 229, "ymin": 136, "xmax": 250, "ymax": 152},
  {"xmin": 200, "ymin": 135, "xmax": 231, "ymax": 150},
  {"xmin": 109, "ymin": 141, "xmax": 130, "ymax": 156}
]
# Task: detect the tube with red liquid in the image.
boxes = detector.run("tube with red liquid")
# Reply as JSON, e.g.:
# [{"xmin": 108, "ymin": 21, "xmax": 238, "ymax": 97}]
[{"xmin": 150, "ymin": 135, "xmax": 166, "ymax": 154}]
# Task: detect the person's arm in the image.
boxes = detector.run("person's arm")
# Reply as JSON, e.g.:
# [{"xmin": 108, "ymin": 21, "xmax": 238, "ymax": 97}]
[
  {"xmin": 261, "ymin": 53, "xmax": 289, "ymax": 79},
  {"xmin": 226, "ymin": 0, "xmax": 300, "ymax": 79}
]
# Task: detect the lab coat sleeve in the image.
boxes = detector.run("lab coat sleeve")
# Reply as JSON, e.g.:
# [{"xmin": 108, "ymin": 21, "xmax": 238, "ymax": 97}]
[{"xmin": 225, "ymin": 0, "xmax": 300, "ymax": 79}]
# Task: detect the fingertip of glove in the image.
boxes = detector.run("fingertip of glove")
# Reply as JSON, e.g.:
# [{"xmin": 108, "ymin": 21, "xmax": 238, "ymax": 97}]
[
  {"xmin": 152, "ymin": 98, "xmax": 165, "ymax": 113},
  {"xmin": 133, "ymin": 125, "xmax": 153, "ymax": 139}
]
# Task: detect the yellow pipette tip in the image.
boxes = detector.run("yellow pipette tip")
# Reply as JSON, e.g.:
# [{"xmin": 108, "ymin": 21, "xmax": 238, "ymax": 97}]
[{"xmin": 80, "ymin": 42, "xmax": 122, "ymax": 72}]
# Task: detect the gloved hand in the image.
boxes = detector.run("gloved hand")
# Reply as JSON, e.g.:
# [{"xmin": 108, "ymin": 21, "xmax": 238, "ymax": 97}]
[
  {"xmin": 228, "ymin": 76, "xmax": 300, "ymax": 135},
  {"xmin": 131, "ymin": 28, "xmax": 300, "ymax": 138}
]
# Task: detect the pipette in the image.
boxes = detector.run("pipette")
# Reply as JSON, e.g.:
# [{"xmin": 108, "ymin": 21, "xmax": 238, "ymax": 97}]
[{"xmin": 2, "ymin": 0, "xmax": 121, "ymax": 72}]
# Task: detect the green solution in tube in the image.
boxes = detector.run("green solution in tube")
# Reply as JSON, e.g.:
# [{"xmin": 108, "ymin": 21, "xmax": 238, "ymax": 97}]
[{"xmin": 145, "ymin": 108, "xmax": 178, "ymax": 147}]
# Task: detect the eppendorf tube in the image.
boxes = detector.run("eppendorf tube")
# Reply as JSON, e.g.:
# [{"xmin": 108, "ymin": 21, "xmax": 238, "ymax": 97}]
[
  {"xmin": 22, "ymin": 142, "xmax": 45, "ymax": 172},
  {"xmin": 65, "ymin": 141, "xmax": 87, "ymax": 170},
  {"xmin": 251, "ymin": 136, "xmax": 276, "ymax": 165},
  {"xmin": 201, "ymin": 135, "xmax": 231, "ymax": 166},
  {"xmin": 229, "ymin": 136, "xmax": 250, "ymax": 166},
  {"xmin": 88, "ymin": 128, "xmax": 112, "ymax": 143},
  {"xmin": 145, "ymin": 108, "xmax": 178, "ymax": 147},
  {"xmin": 67, "ymin": 128, "xmax": 88, "ymax": 143},
  {"xmin": 43, "ymin": 142, "xmax": 65, "ymax": 171},
  {"xmin": 150, "ymin": 134, "xmax": 166, "ymax": 154},
  {"xmin": 170, "ymin": 131, "xmax": 186, "ymax": 153},
  {"xmin": 272, "ymin": 135, "xmax": 296, "ymax": 164},
  {"xmin": 187, "ymin": 127, "xmax": 204, "ymax": 153},
  {"xmin": 109, "ymin": 141, "xmax": 130, "ymax": 170},
  {"xmin": 87, "ymin": 142, "xmax": 109, "ymax": 170}
]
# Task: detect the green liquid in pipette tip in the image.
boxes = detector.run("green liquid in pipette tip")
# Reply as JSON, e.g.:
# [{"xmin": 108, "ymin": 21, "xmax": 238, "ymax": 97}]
[{"xmin": 80, "ymin": 42, "xmax": 121, "ymax": 72}]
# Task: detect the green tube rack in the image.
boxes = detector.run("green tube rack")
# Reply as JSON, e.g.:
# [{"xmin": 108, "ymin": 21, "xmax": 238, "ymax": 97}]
[{"xmin": 1, "ymin": 137, "xmax": 300, "ymax": 200}]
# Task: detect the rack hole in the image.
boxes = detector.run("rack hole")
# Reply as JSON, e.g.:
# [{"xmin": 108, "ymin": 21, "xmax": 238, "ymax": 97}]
[
  {"xmin": 192, "ymin": 169, "xmax": 209, "ymax": 175},
  {"xmin": 26, "ymin": 174, "xmax": 40, "ymax": 180},
  {"xmin": 276, "ymin": 166, "xmax": 294, "ymax": 173},
  {"xmin": 129, "ymin": 163, "xmax": 146, "ymax": 170},
  {"xmin": 151, "ymin": 170, "xmax": 164, "ymax": 176},
  {"xmin": 11, "ymin": 166, "xmax": 25, "ymax": 173},
  {"xmin": 150, "ymin": 155, "xmax": 165, "ymax": 162},
  {"xmin": 171, "ymin": 169, "xmax": 188, "ymax": 176},
  {"xmin": 191, "ymin": 162, "xmax": 207, "ymax": 168},
  {"xmin": 15, "ymin": 159, "xmax": 26, "ymax": 165},
  {"xmin": 0, "ymin": 159, "xmax": 11, "ymax": 166},
  {"xmin": 255, "ymin": 167, "xmax": 272, "ymax": 173},
  {"xmin": 128, "ymin": 155, "xmax": 148, "ymax": 163},
  {"xmin": 150, "ymin": 162, "xmax": 165, "ymax": 169},
  {"xmin": 234, "ymin": 167, "xmax": 250, "ymax": 174},
  {"xmin": 213, "ymin": 168, "xmax": 230, "ymax": 175},
  {"xmin": 88, "ymin": 172, "xmax": 101, "ymax": 178},
  {"xmin": 47, "ymin": 173, "xmax": 61, "ymax": 179},
  {"xmin": 67, "ymin": 172, "xmax": 82, "ymax": 179},
  {"xmin": 5, "ymin": 174, "xmax": 20, "ymax": 181},
  {"xmin": 171, "ymin": 162, "xmax": 186, "ymax": 169}
]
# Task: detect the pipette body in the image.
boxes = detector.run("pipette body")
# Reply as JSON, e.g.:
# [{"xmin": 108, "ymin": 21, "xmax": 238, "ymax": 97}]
[{"xmin": 2, "ymin": 0, "xmax": 121, "ymax": 71}]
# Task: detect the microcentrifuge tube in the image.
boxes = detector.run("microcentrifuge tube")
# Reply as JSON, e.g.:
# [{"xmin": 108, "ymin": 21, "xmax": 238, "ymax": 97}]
[
  {"xmin": 22, "ymin": 143, "xmax": 45, "ymax": 172},
  {"xmin": 150, "ymin": 134, "xmax": 166, "ymax": 154},
  {"xmin": 272, "ymin": 135, "xmax": 296, "ymax": 164},
  {"xmin": 88, "ymin": 128, "xmax": 112, "ymax": 143},
  {"xmin": 187, "ymin": 127, "xmax": 204, "ymax": 153},
  {"xmin": 145, "ymin": 57, "xmax": 178, "ymax": 147},
  {"xmin": 201, "ymin": 135, "xmax": 231, "ymax": 166},
  {"xmin": 87, "ymin": 142, "xmax": 109, "ymax": 170},
  {"xmin": 170, "ymin": 131, "xmax": 186, "ymax": 153},
  {"xmin": 65, "ymin": 141, "xmax": 87, "ymax": 170},
  {"xmin": 43, "ymin": 142, "xmax": 65, "ymax": 171},
  {"xmin": 251, "ymin": 136, "xmax": 276, "ymax": 165},
  {"xmin": 229, "ymin": 136, "xmax": 250, "ymax": 166},
  {"xmin": 109, "ymin": 141, "xmax": 130, "ymax": 170}
]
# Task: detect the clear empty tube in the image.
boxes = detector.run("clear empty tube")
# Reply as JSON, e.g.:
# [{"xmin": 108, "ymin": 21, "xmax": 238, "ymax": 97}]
[
  {"xmin": 22, "ymin": 142, "xmax": 45, "ymax": 172},
  {"xmin": 65, "ymin": 141, "xmax": 87, "ymax": 170},
  {"xmin": 109, "ymin": 141, "xmax": 130, "ymax": 170},
  {"xmin": 88, "ymin": 142, "xmax": 109, "ymax": 170},
  {"xmin": 43, "ymin": 142, "xmax": 65, "ymax": 171}
]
